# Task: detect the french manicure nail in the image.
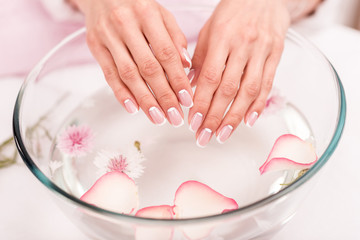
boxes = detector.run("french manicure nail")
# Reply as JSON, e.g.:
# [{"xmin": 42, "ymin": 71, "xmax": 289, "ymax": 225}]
[
  {"xmin": 217, "ymin": 125, "xmax": 233, "ymax": 144},
  {"xmin": 183, "ymin": 48, "xmax": 192, "ymax": 69},
  {"xmin": 124, "ymin": 99, "xmax": 138, "ymax": 115},
  {"xmin": 167, "ymin": 107, "xmax": 184, "ymax": 127},
  {"xmin": 178, "ymin": 89, "xmax": 193, "ymax": 108},
  {"xmin": 197, "ymin": 128, "xmax": 212, "ymax": 148},
  {"xmin": 187, "ymin": 69, "xmax": 195, "ymax": 83},
  {"xmin": 246, "ymin": 112, "xmax": 258, "ymax": 128},
  {"xmin": 149, "ymin": 106, "xmax": 166, "ymax": 126},
  {"xmin": 189, "ymin": 112, "xmax": 203, "ymax": 132}
]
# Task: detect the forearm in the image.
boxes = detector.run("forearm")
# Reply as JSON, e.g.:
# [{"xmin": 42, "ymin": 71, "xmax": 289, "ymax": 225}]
[{"xmin": 283, "ymin": 0, "xmax": 324, "ymax": 22}]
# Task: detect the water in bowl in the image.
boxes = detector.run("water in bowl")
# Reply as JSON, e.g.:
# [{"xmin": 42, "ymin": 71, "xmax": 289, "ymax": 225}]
[{"xmin": 50, "ymin": 87, "xmax": 314, "ymax": 210}]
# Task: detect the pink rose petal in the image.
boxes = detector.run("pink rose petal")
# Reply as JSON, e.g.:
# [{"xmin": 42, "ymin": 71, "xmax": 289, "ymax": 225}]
[
  {"xmin": 136, "ymin": 205, "xmax": 175, "ymax": 219},
  {"xmin": 80, "ymin": 172, "xmax": 138, "ymax": 214},
  {"xmin": 173, "ymin": 181, "xmax": 238, "ymax": 218},
  {"xmin": 259, "ymin": 134, "xmax": 318, "ymax": 175},
  {"xmin": 174, "ymin": 181, "xmax": 238, "ymax": 240},
  {"xmin": 135, "ymin": 205, "xmax": 174, "ymax": 240}
]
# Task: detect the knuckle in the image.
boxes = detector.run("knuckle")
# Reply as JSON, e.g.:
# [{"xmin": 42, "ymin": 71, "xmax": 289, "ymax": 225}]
[
  {"xmin": 119, "ymin": 64, "xmax": 138, "ymax": 82},
  {"xmin": 140, "ymin": 59, "xmax": 161, "ymax": 78},
  {"xmin": 86, "ymin": 32, "xmax": 98, "ymax": 47},
  {"xmin": 169, "ymin": 74, "xmax": 186, "ymax": 89},
  {"xmin": 273, "ymin": 40, "xmax": 285, "ymax": 53},
  {"xmin": 134, "ymin": 0, "xmax": 153, "ymax": 15},
  {"xmin": 219, "ymin": 81, "xmax": 238, "ymax": 98},
  {"xmin": 263, "ymin": 76, "xmax": 274, "ymax": 91},
  {"xmin": 191, "ymin": 52, "xmax": 203, "ymax": 67},
  {"xmin": 137, "ymin": 94, "xmax": 153, "ymax": 107},
  {"xmin": 202, "ymin": 66, "xmax": 219, "ymax": 86},
  {"xmin": 261, "ymin": 35, "xmax": 273, "ymax": 48},
  {"xmin": 256, "ymin": 99, "xmax": 267, "ymax": 111},
  {"xmin": 157, "ymin": 46, "xmax": 178, "ymax": 63},
  {"xmin": 228, "ymin": 112, "xmax": 244, "ymax": 123},
  {"xmin": 194, "ymin": 98, "xmax": 210, "ymax": 111},
  {"xmin": 205, "ymin": 114, "xmax": 222, "ymax": 127},
  {"xmin": 244, "ymin": 81, "xmax": 260, "ymax": 98},
  {"xmin": 242, "ymin": 28, "xmax": 258, "ymax": 44},
  {"xmin": 110, "ymin": 8, "xmax": 126, "ymax": 25},
  {"xmin": 95, "ymin": 18, "xmax": 109, "ymax": 35},
  {"xmin": 102, "ymin": 65, "xmax": 118, "ymax": 82},
  {"xmin": 113, "ymin": 87, "xmax": 125, "ymax": 100},
  {"xmin": 156, "ymin": 91, "xmax": 175, "ymax": 105}
]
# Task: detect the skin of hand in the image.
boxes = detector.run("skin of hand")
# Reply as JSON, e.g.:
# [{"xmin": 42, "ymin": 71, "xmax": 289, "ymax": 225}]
[
  {"xmin": 71, "ymin": 0, "xmax": 194, "ymax": 127},
  {"xmin": 188, "ymin": 0, "xmax": 291, "ymax": 147}
]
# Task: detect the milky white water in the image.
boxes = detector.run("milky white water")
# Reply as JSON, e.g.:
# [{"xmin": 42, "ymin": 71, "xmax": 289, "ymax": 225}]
[{"xmin": 50, "ymin": 87, "xmax": 314, "ymax": 209}]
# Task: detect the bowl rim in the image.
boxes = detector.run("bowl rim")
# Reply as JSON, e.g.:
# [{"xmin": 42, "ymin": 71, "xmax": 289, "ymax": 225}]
[{"xmin": 12, "ymin": 27, "xmax": 346, "ymax": 224}]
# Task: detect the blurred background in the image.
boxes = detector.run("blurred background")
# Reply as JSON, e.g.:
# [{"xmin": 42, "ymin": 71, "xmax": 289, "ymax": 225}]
[{"xmin": 1, "ymin": 0, "xmax": 360, "ymax": 78}]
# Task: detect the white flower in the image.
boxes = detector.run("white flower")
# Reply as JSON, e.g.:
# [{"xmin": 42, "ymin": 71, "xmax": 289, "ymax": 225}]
[{"xmin": 94, "ymin": 148, "xmax": 145, "ymax": 180}]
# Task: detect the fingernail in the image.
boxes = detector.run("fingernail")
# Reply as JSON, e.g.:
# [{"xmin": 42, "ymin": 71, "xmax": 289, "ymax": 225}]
[
  {"xmin": 187, "ymin": 69, "xmax": 195, "ymax": 83},
  {"xmin": 124, "ymin": 99, "xmax": 138, "ymax": 115},
  {"xmin": 189, "ymin": 112, "xmax": 203, "ymax": 132},
  {"xmin": 196, "ymin": 128, "xmax": 212, "ymax": 148},
  {"xmin": 167, "ymin": 107, "xmax": 184, "ymax": 127},
  {"xmin": 183, "ymin": 48, "xmax": 192, "ymax": 69},
  {"xmin": 178, "ymin": 89, "xmax": 193, "ymax": 108},
  {"xmin": 217, "ymin": 125, "xmax": 233, "ymax": 144},
  {"xmin": 246, "ymin": 112, "xmax": 258, "ymax": 128},
  {"xmin": 149, "ymin": 106, "xmax": 166, "ymax": 126}
]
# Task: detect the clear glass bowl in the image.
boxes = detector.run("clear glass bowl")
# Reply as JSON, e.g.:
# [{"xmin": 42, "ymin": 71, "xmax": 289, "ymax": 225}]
[{"xmin": 13, "ymin": 7, "xmax": 345, "ymax": 240}]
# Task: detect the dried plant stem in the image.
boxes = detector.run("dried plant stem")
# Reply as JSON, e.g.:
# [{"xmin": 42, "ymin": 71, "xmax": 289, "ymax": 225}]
[
  {"xmin": 280, "ymin": 168, "xmax": 309, "ymax": 186},
  {"xmin": 0, "ymin": 93, "xmax": 70, "ymax": 169},
  {"xmin": 0, "ymin": 136, "xmax": 17, "ymax": 169}
]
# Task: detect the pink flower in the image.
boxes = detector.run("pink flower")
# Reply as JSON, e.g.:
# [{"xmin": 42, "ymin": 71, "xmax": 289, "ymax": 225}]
[{"xmin": 57, "ymin": 125, "xmax": 93, "ymax": 157}]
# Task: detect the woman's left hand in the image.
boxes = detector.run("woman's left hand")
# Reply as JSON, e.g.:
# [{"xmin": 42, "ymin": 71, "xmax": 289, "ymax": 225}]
[{"xmin": 188, "ymin": 0, "xmax": 290, "ymax": 147}]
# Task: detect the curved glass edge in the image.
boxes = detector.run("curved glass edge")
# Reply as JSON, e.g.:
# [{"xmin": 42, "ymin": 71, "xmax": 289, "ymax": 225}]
[{"xmin": 12, "ymin": 28, "xmax": 346, "ymax": 224}]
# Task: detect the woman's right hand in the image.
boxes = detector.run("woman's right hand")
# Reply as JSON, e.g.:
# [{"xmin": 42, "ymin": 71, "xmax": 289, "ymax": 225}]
[{"xmin": 72, "ymin": 0, "xmax": 193, "ymax": 127}]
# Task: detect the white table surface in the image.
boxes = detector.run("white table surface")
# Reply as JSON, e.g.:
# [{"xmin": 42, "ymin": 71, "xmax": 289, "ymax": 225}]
[{"xmin": 1, "ymin": 24, "xmax": 360, "ymax": 239}]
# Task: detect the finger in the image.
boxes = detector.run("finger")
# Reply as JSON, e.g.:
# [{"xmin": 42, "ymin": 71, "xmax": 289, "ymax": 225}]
[
  {"xmin": 119, "ymin": 30, "xmax": 185, "ymax": 127},
  {"xmin": 245, "ymin": 45, "xmax": 283, "ymax": 127},
  {"xmin": 161, "ymin": 7, "xmax": 191, "ymax": 69},
  {"xmin": 86, "ymin": 37, "xmax": 140, "ymax": 115},
  {"xmin": 189, "ymin": 44, "xmax": 229, "ymax": 146},
  {"xmin": 190, "ymin": 24, "xmax": 210, "ymax": 87},
  {"xmin": 217, "ymin": 53, "xmax": 268, "ymax": 142},
  {"xmin": 100, "ymin": 32, "xmax": 168, "ymax": 126},
  {"xmin": 141, "ymin": 12, "xmax": 194, "ymax": 109},
  {"xmin": 198, "ymin": 50, "xmax": 248, "ymax": 144}
]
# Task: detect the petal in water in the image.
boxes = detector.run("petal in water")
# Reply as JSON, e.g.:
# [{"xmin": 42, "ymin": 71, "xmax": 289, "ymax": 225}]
[
  {"xmin": 135, "ymin": 205, "xmax": 174, "ymax": 240},
  {"xmin": 173, "ymin": 181, "xmax": 238, "ymax": 240},
  {"xmin": 259, "ymin": 134, "xmax": 318, "ymax": 175},
  {"xmin": 80, "ymin": 172, "xmax": 139, "ymax": 214}
]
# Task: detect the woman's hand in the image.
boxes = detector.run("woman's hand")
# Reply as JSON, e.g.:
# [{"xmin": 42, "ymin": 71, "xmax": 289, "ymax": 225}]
[
  {"xmin": 188, "ymin": 0, "xmax": 290, "ymax": 147},
  {"xmin": 73, "ymin": 0, "xmax": 193, "ymax": 127}
]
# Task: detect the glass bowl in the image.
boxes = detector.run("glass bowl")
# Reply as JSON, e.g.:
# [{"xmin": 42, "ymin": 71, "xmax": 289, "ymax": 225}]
[{"xmin": 13, "ymin": 5, "xmax": 345, "ymax": 240}]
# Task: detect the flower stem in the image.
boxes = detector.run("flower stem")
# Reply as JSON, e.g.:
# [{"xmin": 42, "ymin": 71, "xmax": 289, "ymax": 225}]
[{"xmin": 134, "ymin": 141, "xmax": 141, "ymax": 152}]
